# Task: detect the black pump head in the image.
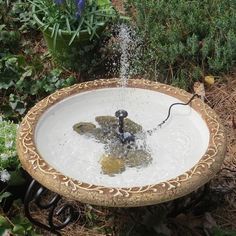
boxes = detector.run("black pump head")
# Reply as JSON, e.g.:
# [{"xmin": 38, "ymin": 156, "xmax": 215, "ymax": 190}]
[
  {"xmin": 115, "ymin": 110, "xmax": 128, "ymax": 119},
  {"xmin": 115, "ymin": 109, "xmax": 135, "ymax": 144}
]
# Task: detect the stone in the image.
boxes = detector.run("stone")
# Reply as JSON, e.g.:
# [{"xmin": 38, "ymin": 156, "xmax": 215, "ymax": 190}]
[
  {"xmin": 125, "ymin": 149, "xmax": 152, "ymax": 168},
  {"xmin": 73, "ymin": 115, "xmax": 152, "ymax": 175},
  {"xmin": 73, "ymin": 122, "xmax": 96, "ymax": 135},
  {"xmin": 124, "ymin": 118, "xmax": 142, "ymax": 133},
  {"xmin": 95, "ymin": 116, "xmax": 117, "ymax": 129},
  {"xmin": 100, "ymin": 154, "xmax": 125, "ymax": 176}
]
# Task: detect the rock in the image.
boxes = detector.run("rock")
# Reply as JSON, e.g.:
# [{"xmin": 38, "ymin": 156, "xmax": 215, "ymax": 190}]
[
  {"xmin": 73, "ymin": 122, "xmax": 96, "ymax": 135},
  {"xmin": 91, "ymin": 127, "xmax": 116, "ymax": 144},
  {"xmin": 125, "ymin": 149, "xmax": 152, "ymax": 168},
  {"xmin": 95, "ymin": 116, "xmax": 117, "ymax": 129},
  {"xmin": 124, "ymin": 118, "xmax": 142, "ymax": 133},
  {"xmin": 100, "ymin": 154, "xmax": 125, "ymax": 176},
  {"xmin": 109, "ymin": 142, "xmax": 129, "ymax": 158},
  {"xmin": 73, "ymin": 115, "xmax": 152, "ymax": 175},
  {"xmin": 95, "ymin": 116, "xmax": 142, "ymax": 134}
]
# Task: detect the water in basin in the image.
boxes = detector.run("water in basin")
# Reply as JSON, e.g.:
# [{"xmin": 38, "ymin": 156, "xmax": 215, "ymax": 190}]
[{"xmin": 35, "ymin": 87, "xmax": 210, "ymax": 188}]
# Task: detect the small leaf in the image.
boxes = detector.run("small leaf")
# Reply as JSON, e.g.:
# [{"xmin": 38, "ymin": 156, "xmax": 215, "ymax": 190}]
[
  {"xmin": 0, "ymin": 215, "xmax": 11, "ymax": 228},
  {"xmin": 9, "ymin": 95, "xmax": 26, "ymax": 114},
  {"xmin": 0, "ymin": 80, "xmax": 14, "ymax": 89},
  {"xmin": 16, "ymin": 55, "xmax": 26, "ymax": 67},
  {"xmin": 16, "ymin": 107, "xmax": 27, "ymax": 115},
  {"xmin": 65, "ymin": 76, "xmax": 76, "ymax": 85},
  {"xmin": 0, "ymin": 215, "xmax": 8, "ymax": 225},
  {"xmin": 19, "ymin": 68, "xmax": 32, "ymax": 80},
  {"xmin": 0, "ymin": 24, "xmax": 6, "ymax": 31},
  {"xmin": 97, "ymin": 0, "xmax": 110, "ymax": 6},
  {"xmin": 0, "ymin": 192, "xmax": 12, "ymax": 203},
  {"xmin": 50, "ymin": 68, "xmax": 62, "ymax": 77},
  {"xmin": 13, "ymin": 224, "xmax": 25, "ymax": 234}
]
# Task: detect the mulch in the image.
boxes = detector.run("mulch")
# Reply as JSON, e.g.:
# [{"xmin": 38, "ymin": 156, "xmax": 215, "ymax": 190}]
[{"xmin": 206, "ymin": 75, "xmax": 236, "ymax": 229}]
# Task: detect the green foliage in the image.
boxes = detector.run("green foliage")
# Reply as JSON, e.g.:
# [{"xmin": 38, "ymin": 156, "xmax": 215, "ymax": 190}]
[
  {"xmin": 127, "ymin": 0, "xmax": 236, "ymax": 88},
  {"xmin": 0, "ymin": 24, "xmax": 21, "ymax": 53},
  {"xmin": 0, "ymin": 213, "xmax": 41, "ymax": 235},
  {"xmin": 212, "ymin": 227, "xmax": 236, "ymax": 236},
  {"xmin": 0, "ymin": 119, "xmax": 40, "ymax": 235},
  {"xmin": 0, "ymin": 0, "xmax": 77, "ymax": 121},
  {"xmin": 32, "ymin": 0, "xmax": 118, "ymax": 45},
  {"xmin": 0, "ymin": 0, "xmax": 34, "ymax": 27},
  {"xmin": 0, "ymin": 119, "xmax": 25, "ymax": 207},
  {"xmin": 11, "ymin": 0, "xmax": 36, "ymax": 32},
  {"xmin": 0, "ymin": 119, "xmax": 19, "ymax": 174},
  {"xmin": 0, "ymin": 53, "xmax": 76, "ymax": 120},
  {"xmin": 0, "ymin": 0, "xmax": 35, "ymax": 53}
]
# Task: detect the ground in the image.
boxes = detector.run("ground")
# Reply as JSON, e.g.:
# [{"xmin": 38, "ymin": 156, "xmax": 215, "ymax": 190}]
[{"xmin": 27, "ymin": 74, "xmax": 236, "ymax": 236}]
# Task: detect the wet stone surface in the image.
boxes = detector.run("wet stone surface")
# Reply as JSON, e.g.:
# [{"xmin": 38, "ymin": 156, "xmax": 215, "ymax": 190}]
[{"xmin": 73, "ymin": 116, "xmax": 152, "ymax": 176}]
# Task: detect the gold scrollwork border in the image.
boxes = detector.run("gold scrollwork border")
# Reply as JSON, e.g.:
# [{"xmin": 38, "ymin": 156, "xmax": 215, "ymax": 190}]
[{"xmin": 17, "ymin": 79, "xmax": 226, "ymax": 207}]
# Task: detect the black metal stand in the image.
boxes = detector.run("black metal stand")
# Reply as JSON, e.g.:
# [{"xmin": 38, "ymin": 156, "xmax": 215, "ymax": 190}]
[
  {"xmin": 24, "ymin": 179, "xmax": 79, "ymax": 236},
  {"xmin": 24, "ymin": 179, "xmax": 212, "ymax": 235}
]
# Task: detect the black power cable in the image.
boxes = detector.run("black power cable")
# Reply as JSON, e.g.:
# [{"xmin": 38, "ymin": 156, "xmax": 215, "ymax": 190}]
[{"xmin": 147, "ymin": 93, "xmax": 200, "ymax": 135}]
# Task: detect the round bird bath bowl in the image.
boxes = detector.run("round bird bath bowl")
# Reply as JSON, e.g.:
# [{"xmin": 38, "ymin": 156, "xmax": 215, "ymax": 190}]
[{"xmin": 17, "ymin": 79, "xmax": 226, "ymax": 207}]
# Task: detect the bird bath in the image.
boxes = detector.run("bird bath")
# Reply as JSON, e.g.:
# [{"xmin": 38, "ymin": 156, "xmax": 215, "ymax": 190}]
[{"xmin": 17, "ymin": 78, "xmax": 226, "ymax": 207}]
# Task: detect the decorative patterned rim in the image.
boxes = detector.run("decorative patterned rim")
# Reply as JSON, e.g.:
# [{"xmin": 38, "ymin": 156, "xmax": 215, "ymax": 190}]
[{"xmin": 17, "ymin": 79, "xmax": 226, "ymax": 207}]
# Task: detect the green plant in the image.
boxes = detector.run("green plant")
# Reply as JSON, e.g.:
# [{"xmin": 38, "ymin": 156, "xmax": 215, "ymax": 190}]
[
  {"xmin": 0, "ymin": 0, "xmax": 35, "ymax": 54},
  {"xmin": 0, "ymin": 54, "xmax": 76, "ymax": 121},
  {"xmin": 0, "ymin": 119, "xmax": 41, "ymax": 235},
  {"xmin": 0, "ymin": 119, "xmax": 26, "ymax": 205},
  {"xmin": 0, "ymin": 212, "xmax": 41, "ymax": 235},
  {"xmin": 0, "ymin": 118, "xmax": 19, "ymax": 181},
  {"xmin": 0, "ymin": 24, "xmax": 21, "ymax": 54},
  {"xmin": 127, "ymin": 0, "xmax": 236, "ymax": 89},
  {"xmin": 212, "ymin": 227, "xmax": 236, "ymax": 236},
  {"xmin": 32, "ymin": 0, "xmax": 117, "ymax": 46},
  {"xmin": 10, "ymin": 0, "xmax": 36, "ymax": 32}
]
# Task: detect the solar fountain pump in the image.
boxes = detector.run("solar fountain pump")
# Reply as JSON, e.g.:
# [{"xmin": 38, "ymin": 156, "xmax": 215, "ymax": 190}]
[{"xmin": 115, "ymin": 109, "xmax": 135, "ymax": 144}]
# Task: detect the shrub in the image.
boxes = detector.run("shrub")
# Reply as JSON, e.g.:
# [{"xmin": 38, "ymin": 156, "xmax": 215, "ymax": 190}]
[{"xmin": 127, "ymin": 0, "xmax": 236, "ymax": 88}]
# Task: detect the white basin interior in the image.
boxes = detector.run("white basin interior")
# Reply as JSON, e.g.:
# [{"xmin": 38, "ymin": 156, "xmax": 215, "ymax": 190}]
[{"xmin": 35, "ymin": 87, "xmax": 210, "ymax": 188}]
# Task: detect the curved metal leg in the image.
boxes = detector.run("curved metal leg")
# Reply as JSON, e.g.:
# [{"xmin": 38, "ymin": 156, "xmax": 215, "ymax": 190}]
[{"xmin": 24, "ymin": 179, "xmax": 79, "ymax": 235}]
